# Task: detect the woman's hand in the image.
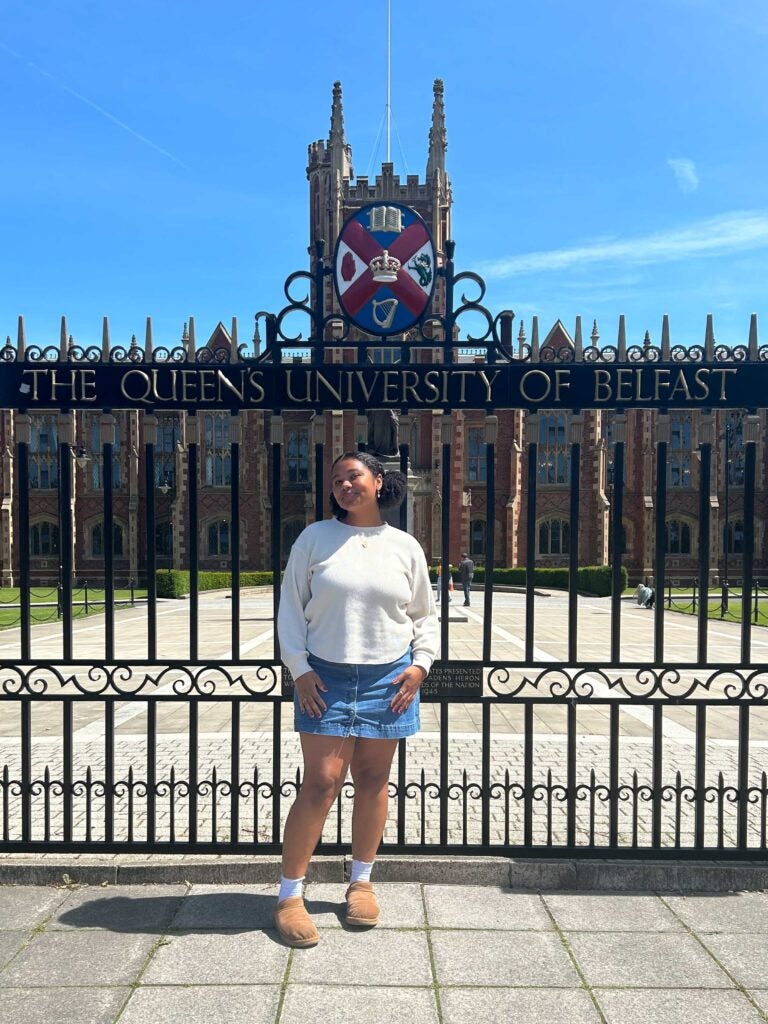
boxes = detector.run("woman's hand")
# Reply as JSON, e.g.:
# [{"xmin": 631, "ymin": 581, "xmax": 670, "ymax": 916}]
[
  {"xmin": 390, "ymin": 665, "xmax": 427, "ymax": 715},
  {"xmin": 294, "ymin": 670, "xmax": 328, "ymax": 718}
]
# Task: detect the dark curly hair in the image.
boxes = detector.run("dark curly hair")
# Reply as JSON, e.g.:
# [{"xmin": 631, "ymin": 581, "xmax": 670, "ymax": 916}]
[{"xmin": 330, "ymin": 450, "xmax": 407, "ymax": 520}]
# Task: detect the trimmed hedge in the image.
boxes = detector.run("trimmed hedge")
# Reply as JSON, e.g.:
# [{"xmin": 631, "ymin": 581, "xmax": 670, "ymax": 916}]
[
  {"xmin": 157, "ymin": 565, "xmax": 627, "ymax": 600},
  {"xmin": 156, "ymin": 570, "xmax": 273, "ymax": 599}
]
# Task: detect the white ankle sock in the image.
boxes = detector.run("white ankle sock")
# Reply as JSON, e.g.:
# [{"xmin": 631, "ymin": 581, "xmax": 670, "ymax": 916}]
[
  {"xmin": 278, "ymin": 875, "xmax": 305, "ymax": 902},
  {"xmin": 349, "ymin": 859, "xmax": 374, "ymax": 884}
]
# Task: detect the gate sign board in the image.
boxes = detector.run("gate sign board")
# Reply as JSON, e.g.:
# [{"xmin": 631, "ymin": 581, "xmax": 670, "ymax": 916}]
[
  {"xmin": 334, "ymin": 203, "xmax": 435, "ymax": 335},
  {"xmin": 2, "ymin": 362, "xmax": 762, "ymax": 412}
]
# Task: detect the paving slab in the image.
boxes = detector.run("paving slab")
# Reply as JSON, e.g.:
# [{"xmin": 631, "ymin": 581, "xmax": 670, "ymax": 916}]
[
  {"xmin": 0, "ymin": 986, "xmax": 129, "ymax": 1024},
  {"xmin": 280, "ymin": 984, "xmax": 439, "ymax": 1024},
  {"xmin": 750, "ymin": 991, "xmax": 768, "ymax": 1014},
  {"xmin": 430, "ymin": 930, "xmax": 579, "ymax": 987},
  {"xmin": 424, "ymin": 886, "xmax": 552, "ymax": 930},
  {"xmin": 167, "ymin": 884, "xmax": 275, "ymax": 931},
  {"xmin": 594, "ymin": 987, "xmax": 766, "ymax": 1023},
  {"xmin": 0, "ymin": 887, "xmax": 67, "ymax": 930},
  {"xmin": 440, "ymin": 987, "xmax": 602, "ymax": 1024},
  {"xmin": 141, "ymin": 928, "xmax": 288, "ymax": 985},
  {"xmin": 699, "ymin": 933, "xmax": 768, "ymax": 988},
  {"xmin": 542, "ymin": 892, "xmax": 683, "ymax": 932},
  {"xmin": 305, "ymin": 882, "xmax": 425, "ymax": 928},
  {"xmin": 118, "ymin": 985, "xmax": 280, "ymax": 1024},
  {"xmin": 663, "ymin": 892, "xmax": 768, "ymax": 933},
  {"xmin": 0, "ymin": 930, "xmax": 156, "ymax": 987},
  {"xmin": 288, "ymin": 928, "xmax": 432, "ymax": 986},
  {"xmin": 51, "ymin": 884, "xmax": 187, "ymax": 932},
  {"xmin": 0, "ymin": 931, "xmax": 30, "ymax": 970},
  {"xmin": 566, "ymin": 932, "xmax": 733, "ymax": 989}
]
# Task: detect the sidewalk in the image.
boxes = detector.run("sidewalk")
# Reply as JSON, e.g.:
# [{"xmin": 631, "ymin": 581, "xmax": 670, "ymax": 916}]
[{"xmin": 2, "ymin": 880, "xmax": 768, "ymax": 1023}]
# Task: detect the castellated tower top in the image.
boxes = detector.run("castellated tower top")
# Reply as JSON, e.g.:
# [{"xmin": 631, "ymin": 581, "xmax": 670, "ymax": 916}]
[{"xmin": 307, "ymin": 79, "xmax": 452, "ymax": 261}]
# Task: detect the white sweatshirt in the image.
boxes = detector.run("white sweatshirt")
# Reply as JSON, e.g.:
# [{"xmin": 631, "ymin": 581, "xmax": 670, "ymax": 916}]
[{"xmin": 277, "ymin": 518, "xmax": 439, "ymax": 680}]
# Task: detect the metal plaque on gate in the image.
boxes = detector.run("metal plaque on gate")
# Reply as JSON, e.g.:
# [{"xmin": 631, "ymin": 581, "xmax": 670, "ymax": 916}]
[
  {"xmin": 420, "ymin": 664, "xmax": 483, "ymax": 697},
  {"xmin": 281, "ymin": 664, "xmax": 481, "ymax": 698}
]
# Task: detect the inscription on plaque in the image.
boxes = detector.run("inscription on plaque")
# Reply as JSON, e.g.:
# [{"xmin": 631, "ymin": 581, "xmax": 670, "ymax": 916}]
[
  {"xmin": 281, "ymin": 664, "xmax": 482, "ymax": 698},
  {"xmin": 420, "ymin": 665, "xmax": 483, "ymax": 698},
  {"xmin": 281, "ymin": 666, "xmax": 296, "ymax": 696}
]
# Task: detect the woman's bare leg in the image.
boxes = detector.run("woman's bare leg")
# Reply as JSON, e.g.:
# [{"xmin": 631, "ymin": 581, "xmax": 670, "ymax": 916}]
[
  {"xmin": 281, "ymin": 733, "xmax": 355, "ymax": 879},
  {"xmin": 349, "ymin": 738, "xmax": 399, "ymax": 862}
]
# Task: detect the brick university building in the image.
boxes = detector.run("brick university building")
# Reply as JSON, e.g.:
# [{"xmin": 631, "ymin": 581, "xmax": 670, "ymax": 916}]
[{"xmin": 1, "ymin": 81, "xmax": 764, "ymax": 586}]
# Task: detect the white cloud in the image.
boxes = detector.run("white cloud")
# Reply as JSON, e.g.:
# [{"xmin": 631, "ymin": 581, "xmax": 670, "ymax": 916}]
[
  {"xmin": 479, "ymin": 211, "xmax": 768, "ymax": 278},
  {"xmin": 668, "ymin": 158, "xmax": 699, "ymax": 193}
]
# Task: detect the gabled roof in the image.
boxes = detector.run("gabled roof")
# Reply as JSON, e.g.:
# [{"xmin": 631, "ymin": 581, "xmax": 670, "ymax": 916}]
[
  {"xmin": 541, "ymin": 319, "xmax": 575, "ymax": 352},
  {"xmin": 206, "ymin": 322, "xmax": 232, "ymax": 351}
]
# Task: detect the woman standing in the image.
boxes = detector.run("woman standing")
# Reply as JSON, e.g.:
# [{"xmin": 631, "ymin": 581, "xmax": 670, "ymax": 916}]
[{"xmin": 275, "ymin": 450, "xmax": 439, "ymax": 948}]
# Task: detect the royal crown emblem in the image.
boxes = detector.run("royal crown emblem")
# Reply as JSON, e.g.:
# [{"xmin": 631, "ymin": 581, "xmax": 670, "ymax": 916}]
[
  {"xmin": 369, "ymin": 249, "xmax": 401, "ymax": 283},
  {"xmin": 334, "ymin": 202, "xmax": 436, "ymax": 336}
]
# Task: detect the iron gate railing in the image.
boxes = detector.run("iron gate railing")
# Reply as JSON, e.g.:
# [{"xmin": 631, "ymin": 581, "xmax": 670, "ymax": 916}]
[{"xmin": 1, "ymin": 236, "xmax": 767, "ymax": 858}]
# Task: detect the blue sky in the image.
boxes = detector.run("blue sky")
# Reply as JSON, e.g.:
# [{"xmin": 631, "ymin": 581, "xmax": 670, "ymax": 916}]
[{"xmin": 2, "ymin": 0, "xmax": 767, "ymax": 353}]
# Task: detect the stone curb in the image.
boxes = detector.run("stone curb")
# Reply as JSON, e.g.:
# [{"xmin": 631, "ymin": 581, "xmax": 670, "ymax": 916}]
[{"xmin": 0, "ymin": 855, "xmax": 767, "ymax": 891}]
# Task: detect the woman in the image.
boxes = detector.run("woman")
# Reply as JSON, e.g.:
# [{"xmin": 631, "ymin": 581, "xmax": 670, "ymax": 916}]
[{"xmin": 275, "ymin": 450, "xmax": 439, "ymax": 947}]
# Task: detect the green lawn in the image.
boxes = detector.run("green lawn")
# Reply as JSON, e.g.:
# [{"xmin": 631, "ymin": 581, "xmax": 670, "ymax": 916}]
[{"xmin": 0, "ymin": 587, "xmax": 147, "ymax": 630}]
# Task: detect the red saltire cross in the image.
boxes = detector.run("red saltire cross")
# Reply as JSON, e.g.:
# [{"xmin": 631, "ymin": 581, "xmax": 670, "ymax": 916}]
[{"xmin": 340, "ymin": 218, "xmax": 431, "ymax": 317}]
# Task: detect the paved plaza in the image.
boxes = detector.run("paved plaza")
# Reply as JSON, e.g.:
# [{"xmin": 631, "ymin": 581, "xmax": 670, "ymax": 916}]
[
  {"xmin": 1, "ymin": 589, "xmax": 767, "ymax": 850},
  {"xmin": 2, "ymin": 882, "xmax": 768, "ymax": 1023}
]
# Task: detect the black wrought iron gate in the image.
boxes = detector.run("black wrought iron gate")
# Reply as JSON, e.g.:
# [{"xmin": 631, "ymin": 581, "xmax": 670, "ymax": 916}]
[{"xmin": 1, "ymin": 237, "xmax": 767, "ymax": 858}]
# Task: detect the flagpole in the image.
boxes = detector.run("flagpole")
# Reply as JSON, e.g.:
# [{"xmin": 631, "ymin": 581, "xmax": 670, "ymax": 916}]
[{"xmin": 386, "ymin": 0, "xmax": 391, "ymax": 163}]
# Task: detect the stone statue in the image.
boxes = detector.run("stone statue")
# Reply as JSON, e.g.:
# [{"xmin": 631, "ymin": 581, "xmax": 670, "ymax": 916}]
[{"xmin": 367, "ymin": 410, "xmax": 399, "ymax": 457}]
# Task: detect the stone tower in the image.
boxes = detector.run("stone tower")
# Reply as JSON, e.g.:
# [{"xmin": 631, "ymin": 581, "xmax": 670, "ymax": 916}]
[{"xmin": 306, "ymin": 79, "xmax": 453, "ymax": 320}]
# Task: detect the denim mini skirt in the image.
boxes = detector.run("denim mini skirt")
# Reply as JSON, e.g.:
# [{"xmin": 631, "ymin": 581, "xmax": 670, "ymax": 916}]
[{"xmin": 295, "ymin": 649, "xmax": 419, "ymax": 739}]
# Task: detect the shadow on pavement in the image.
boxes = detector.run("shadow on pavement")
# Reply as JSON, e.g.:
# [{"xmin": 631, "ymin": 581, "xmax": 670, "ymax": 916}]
[{"xmin": 56, "ymin": 892, "xmax": 344, "ymax": 935}]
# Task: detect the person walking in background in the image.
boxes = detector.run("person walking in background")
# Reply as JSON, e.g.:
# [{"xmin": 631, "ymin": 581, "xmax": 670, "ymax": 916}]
[
  {"xmin": 275, "ymin": 450, "xmax": 439, "ymax": 948},
  {"xmin": 459, "ymin": 552, "xmax": 475, "ymax": 607}
]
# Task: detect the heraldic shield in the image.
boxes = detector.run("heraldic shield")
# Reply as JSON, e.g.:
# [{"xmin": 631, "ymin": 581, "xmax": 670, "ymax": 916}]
[{"xmin": 333, "ymin": 202, "xmax": 436, "ymax": 336}]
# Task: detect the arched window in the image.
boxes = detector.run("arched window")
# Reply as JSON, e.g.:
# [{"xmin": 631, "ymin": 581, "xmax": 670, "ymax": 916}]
[
  {"xmin": 91, "ymin": 522, "xmax": 124, "ymax": 557},
  {"xmin": 89, "ymin": 417, "xmax": 123, "ymax": 490},
  {"xmin": 724, "ymin": 520, "xmax": 744, "ymax": 555},
  {"xmin": 155, "ymin": 414, "xmax": 180, "ymax": 490},
  {"xmin": 668, "ymin": 414, "xmax": 692, "ymax": 487},
  {"xmin": 208, "ymin": 520, "xmax": 229, "ymax": 556},
  {"xmin": 538, "ymin": 518, "xmax": 570, "ymax": 555},
  {"xmin": 470, "ymin": 519, "xmax": 486, "ymax": 558},
  {"xmin": 204, "ymin": 414, "xmax": 231, "ymax": 487},
  {"xmin": 466, "ymin": 427, "xmax": 486, "ymax": 482},
  {"xmin": 286, "ymin": 429, "xmax": 310, "ymax": 484},
  {"xmin": 31, "ymin": 521, "xmax": 59, "ymax": 556},
  {"xmin": 538, "ymin": 414, "xmax": 570, "ymax": 485},
  {"xmin": 666, "ymin": 519, "xmax": 692, "ymax": 555},
  {"xmin": 29, "ymin": 415, "xmax": 58, "ymax": 489},
  {"xmin": 724, "ymin": 411, "xmax": 745, "ymax": 486}
]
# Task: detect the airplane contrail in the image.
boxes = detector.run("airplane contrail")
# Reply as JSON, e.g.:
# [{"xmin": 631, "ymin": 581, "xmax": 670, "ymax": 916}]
[{"xmin": 1, "ymin": 40, "xmax": 190, "ymax": 170}]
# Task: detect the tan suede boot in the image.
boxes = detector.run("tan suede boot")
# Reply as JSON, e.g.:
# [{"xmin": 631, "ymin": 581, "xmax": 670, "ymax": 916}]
[
  {"xmin": 345, "ymin": 881, "xmax": 380, "ymax": 927},
  {"xmin": 273, "ymin": 896, "xmax": 319, "ymax": 948}
]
